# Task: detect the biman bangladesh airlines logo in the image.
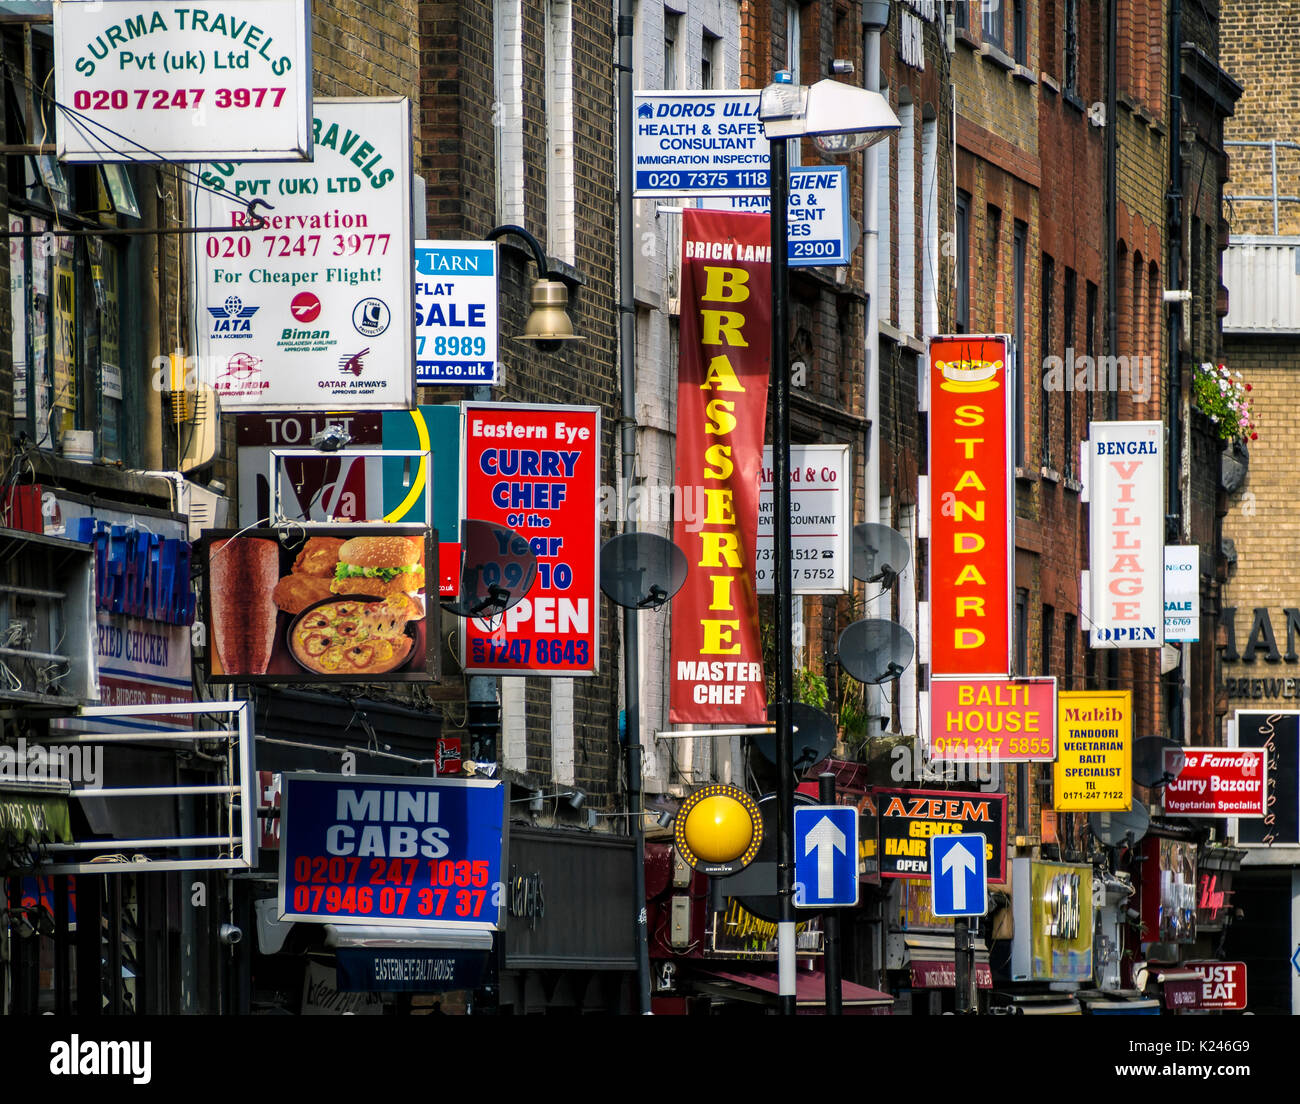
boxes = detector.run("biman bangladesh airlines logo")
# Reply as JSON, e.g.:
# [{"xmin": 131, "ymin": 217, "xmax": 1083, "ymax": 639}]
[{"xmin": 207, "ymin": 295, "xmax": 258, "ymax": 338}]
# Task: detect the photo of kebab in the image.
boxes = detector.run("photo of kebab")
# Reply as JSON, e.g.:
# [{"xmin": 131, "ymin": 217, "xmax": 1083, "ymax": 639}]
[{"xmin": 209, "ymin": 536, "xmax": 280, "ymax": 675}]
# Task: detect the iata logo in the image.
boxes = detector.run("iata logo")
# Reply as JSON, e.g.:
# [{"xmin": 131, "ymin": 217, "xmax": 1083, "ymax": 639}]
[
  {"xmin": 290, "ymin": 292, "xmax": 322, "ymax": 323},
  {"xmin": 207, "ymin": 295, "xmax": 258, "ymax": 336},
  {"xmin": 338, "ymin": 348, "xmax": 370, "ymax": 377}
]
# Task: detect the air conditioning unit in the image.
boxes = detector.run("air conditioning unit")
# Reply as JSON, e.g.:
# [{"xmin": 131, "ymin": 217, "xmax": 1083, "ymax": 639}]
[{"xmin": 177, "ymin": 480, "xmax": 230, "ymax": 542}]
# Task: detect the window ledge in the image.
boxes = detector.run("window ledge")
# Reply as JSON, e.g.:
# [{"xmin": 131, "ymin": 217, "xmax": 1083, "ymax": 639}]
[
  {"xmin": 1041, "ymin": 74, "xmax": 1060, "ymax": 94},
  {"xmin": 1012, "ymin": 64, "xmax": 1037, "ymax": 86},
  {"xmin": 878, "ymin": 320, "xmax": 926, "ymax": 355},
  {"xmin": 1040, "ymin": 466, "xmax": 1061, "ymax": 484},
  {"xmin": 1014, "ymin": 465, "xmax": 1037, "ymax": 484},
  {"xmin": 955, "ymin": 28, "xmax": 979, "ymax": 51},
  {"xmin": 981, "ymin": 43, "xmax": 1016, "ymax": 72},
  {"xmin": 1064, "ymin": 475, "xmax": 1083, "ymax": 494},
  {"xmin": 1063, "ymin": 90, "xmax": 1087, "ymax": 114}
]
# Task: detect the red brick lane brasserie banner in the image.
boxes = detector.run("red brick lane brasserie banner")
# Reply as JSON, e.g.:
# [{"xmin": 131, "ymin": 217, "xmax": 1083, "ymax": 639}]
[{"xmin": 669, "ymin": 209, "xmax": 772, "ymax": 724}]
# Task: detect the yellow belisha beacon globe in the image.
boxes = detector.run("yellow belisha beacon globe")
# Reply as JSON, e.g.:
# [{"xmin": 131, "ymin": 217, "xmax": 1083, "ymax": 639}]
[{"xmin": 673, "ymin": 784, "xmax": 763, "ymax": 876}]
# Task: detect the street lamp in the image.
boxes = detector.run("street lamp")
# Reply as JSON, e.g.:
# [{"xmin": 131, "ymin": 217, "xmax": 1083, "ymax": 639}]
[
  {"xmin": 484, "ymin": 224, "xmax": 585, "ymax": 352},
  {"xmin": 759, "ymin": 74, "xmax": 898, "ymax": 1017}
]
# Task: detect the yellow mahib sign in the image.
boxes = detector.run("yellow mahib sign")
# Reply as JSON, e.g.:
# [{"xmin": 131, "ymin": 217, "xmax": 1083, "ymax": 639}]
[{"xmin": 1053, "ymin": 691, "xmax": 1132, "ymax": 812}]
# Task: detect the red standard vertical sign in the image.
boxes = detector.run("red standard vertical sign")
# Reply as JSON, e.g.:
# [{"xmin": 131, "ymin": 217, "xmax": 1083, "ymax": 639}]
[
  {"xmin": 928, "ymin": 335, "xmax": 1014, "ymax": 676},
  {"xmin": 669, "ymin": 209, "xmax": 771, "ymax": 723},
  {"xmin": 462, "ymin": 403, "xmax": 599, "ymax": 675}
]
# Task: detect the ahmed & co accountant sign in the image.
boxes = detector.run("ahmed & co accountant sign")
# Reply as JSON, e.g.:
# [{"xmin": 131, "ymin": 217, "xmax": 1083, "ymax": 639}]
[{"xmin": 927, "ymin": 336, "xmax": 1014, "ymax": 676}]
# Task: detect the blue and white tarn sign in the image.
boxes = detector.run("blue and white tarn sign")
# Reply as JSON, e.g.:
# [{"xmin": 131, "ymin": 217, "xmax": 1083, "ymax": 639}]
[
  {"xmin": 633, "ymin": 91, "xmax": 768, "ymax": 196},
  {"xmin": 793, "ymin": 804, "xmax": 859, "ymax": 907},
  {"xmin": 929, "ymin": 834, "xmax": 988, "ymax": 918},
  {"xmin": 414, "ymin": 241, "xmax": 499, "ymax": 385},
  {"xmin": 278, "ymin": 773, "xmax": 505, "ymax": 929},
  {"xmin": 704, "ymin": 166, "xmax": 851, "ymax": 267}
]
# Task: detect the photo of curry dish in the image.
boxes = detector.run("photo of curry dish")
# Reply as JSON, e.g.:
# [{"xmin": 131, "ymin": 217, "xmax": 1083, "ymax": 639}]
[{"xmin": 288, "ymin": 594, "xmax": 417, "ymax": 676}]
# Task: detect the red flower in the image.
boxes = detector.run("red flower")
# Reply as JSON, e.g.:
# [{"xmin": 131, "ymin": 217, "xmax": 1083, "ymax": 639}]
[
  {"xmin": 1251, "ymin": 432, "xmax": 1258, "ymax": 440},
  {"xmin": 1246, "ymin": 383, "xmax": 1253, "ymax": 391}
]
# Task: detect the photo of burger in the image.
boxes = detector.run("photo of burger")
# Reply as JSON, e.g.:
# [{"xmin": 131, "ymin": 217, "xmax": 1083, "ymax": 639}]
[
  {"xmin": 203, "ymin": 525, "xmax": 436, "ymax": 683},
  {"xmin": 331, "ymin": 535, "xmax": 426, "ymax": 599}
]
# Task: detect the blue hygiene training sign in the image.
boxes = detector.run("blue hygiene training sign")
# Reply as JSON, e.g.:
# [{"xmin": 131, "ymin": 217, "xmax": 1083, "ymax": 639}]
[
  {"xmin": 704, "ymin": 165, "xmax": 851, "ymax": 267},
  {"xmin": 278, "ymin": 773, "xmax": 505, "ymax": 929}
]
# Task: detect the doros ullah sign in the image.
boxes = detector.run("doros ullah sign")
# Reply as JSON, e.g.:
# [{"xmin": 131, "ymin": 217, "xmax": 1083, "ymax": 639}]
[{"xmin": 54, "ymin": 0, "xmax": 312, "ymax": 162}]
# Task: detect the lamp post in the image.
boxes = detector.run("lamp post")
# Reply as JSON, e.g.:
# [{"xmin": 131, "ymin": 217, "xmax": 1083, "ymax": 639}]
[{"xmin": 759, "ymin": 75, "xmax": 898, "ymax": 1016}]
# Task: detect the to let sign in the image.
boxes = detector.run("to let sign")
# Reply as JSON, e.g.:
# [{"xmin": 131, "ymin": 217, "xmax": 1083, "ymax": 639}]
[
  {"xmin": 55, "ymin": 0, "xmax": 312, "ymax": 162},
  {"xmin": 278, "ymin": 773, "xmax": 505, "ymax": 929},
  {"xmin": 929, "ymin": 677, "xmax": 1056, "ymax": 763},
  {"xmin": 1162, "ymin": 748, "xmax": 1267, "ymax": 818}
]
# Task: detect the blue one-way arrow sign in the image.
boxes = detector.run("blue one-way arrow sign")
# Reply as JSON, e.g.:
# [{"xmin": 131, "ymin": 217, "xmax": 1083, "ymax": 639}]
[
  {"xmin": 794, "ymin": 805, "xmax": 858, "ymax": 908},
  {"xmin": 929, "ymin": 834, "xmax": 988, "ymax": 918}
]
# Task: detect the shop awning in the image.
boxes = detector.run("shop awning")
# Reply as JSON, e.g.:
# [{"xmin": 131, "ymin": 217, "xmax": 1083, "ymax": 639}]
[
  {"xmin": 323, "ymin": 925, "xmax": 492, "ymax": 994},
  {"xmin": 995, "ymin": 993, "xmax": 1082, "ymax": 1015},
  {"xmin": 903, "ymin": 934, "xmax": 993, "ymax": 989},
  {"xmin": 0, "ymin": 788, "xmax": 72, "ymax": 847},
  {"xmin": 694, "ymin": 967, "xmax": 894, "ymax": 1014},
  {"xmin": 1077, "ymin": 990, "xmax": 1162, "ymax": 1015}
]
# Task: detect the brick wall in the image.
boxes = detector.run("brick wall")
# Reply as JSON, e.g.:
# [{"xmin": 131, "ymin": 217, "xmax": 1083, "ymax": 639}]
[
  {"xmin": 1219, "ymin": 335, "xmax": 1300, "ymax": 715},
  {"xmin": 1222, "ymin": 0, "xmax": 1300, "ymax": 235},
  {"xmin": 419, "ymin": 0, "xmax": 621, "ymax": 808}
]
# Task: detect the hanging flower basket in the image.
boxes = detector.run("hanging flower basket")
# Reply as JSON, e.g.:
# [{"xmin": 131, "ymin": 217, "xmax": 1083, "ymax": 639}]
[{"xmin": 1192, "ymin": 362, "xmax": 1257, "ymax": 445}]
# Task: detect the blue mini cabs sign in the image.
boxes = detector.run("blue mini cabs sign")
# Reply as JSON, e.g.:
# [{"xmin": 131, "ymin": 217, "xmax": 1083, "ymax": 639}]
[{"xmin": 278, "ymin": 773, "xmax": 505, "ymax": 929}]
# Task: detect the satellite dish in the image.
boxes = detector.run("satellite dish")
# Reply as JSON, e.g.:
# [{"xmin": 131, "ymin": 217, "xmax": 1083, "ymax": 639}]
[
  {"xmin": 600, "ymin": 532, "xmax": 687, "ymax": 610},
  {"xmin": 1089, "ymin": 802, "xmax": 1150, "ymax": 848},
  {"xmin": 1133, "ymin": 737, "xmax": 1186, "ymax": 788},
  {"xmin": 837, "ymin": 619, "xmax": 915, "ymax": 684},
  {"xmin": 852, "ymin": 523, "xmax": 911, "ymax": 587},
  {"xmin": 440, "ymin": 519, "xmax": 538, "ymax": 618},
  {"xmin": 756, "ymin": 702, "xmax": 837, "ymax": 771},
  {"xmin": 724, "ymin": 791, "xmax": 817, "ymax": 923}
]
